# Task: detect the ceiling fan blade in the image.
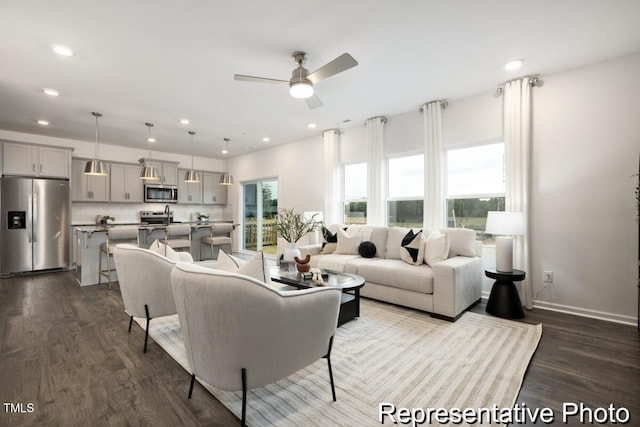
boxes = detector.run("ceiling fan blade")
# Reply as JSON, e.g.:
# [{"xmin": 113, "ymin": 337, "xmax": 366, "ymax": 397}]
[
  {"xmin": 305, "ymin": 93, "xmax": 324, "ymax": 110},
  {"xmin": 234, "ymin": 74, "xmax": 288, "ymax": 84},
  {"xmin": 307, "ymin": 53, "xmax": 358, "ymax": 83}
]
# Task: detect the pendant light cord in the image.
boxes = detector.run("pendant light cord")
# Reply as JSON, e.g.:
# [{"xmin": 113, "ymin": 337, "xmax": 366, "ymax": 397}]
[
  {"xmin": 189, "ymin": 131, "xmax": 196, "ymax": 170},
  {"xmin": 92, "ymin": 111, "xmax": 102, "ymax": 160}
]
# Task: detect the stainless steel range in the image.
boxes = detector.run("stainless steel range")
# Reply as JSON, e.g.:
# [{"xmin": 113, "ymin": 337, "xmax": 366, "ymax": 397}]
[{"xmin": 140, "ymin": 210, "xmax": 174, "ymax": 225}]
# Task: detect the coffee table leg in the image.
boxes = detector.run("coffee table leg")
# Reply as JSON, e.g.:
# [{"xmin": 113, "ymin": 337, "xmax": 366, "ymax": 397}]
[{"xmin": 354, "ymin": 288, "xmax": 360, "ymax": 318}]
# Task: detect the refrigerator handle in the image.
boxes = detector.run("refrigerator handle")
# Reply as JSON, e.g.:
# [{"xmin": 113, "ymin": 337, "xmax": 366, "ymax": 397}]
[
  {"xmin": 32, "ymin": 192, "xmax": 38, "ymax": 243},
  {"xmin": 27, "ymin": 192, "xmax": 33, "ymax": 243}
]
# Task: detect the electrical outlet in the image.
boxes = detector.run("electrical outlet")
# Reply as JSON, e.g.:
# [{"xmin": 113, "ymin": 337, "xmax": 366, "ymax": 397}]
[{"xmin": 543, "ymin": 270, "xmax": 553, "ymax": 283}]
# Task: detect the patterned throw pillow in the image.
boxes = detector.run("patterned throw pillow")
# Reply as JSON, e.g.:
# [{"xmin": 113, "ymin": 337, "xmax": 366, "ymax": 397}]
[
  {"xmin": 400, "ymin": 230, "xmax": 424, "ymax": 265},
  {"xmin": 323, "ymin": 227, "xmax": 338, "ymax": 243}
]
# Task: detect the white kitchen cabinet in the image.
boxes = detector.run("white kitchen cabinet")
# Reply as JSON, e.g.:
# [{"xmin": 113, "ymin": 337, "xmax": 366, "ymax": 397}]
[
  {"xmin": 202, "ymin": 172, "xmax": 227, "ymax": 205},
  {"xmin": 147, "ymin": 160, "xmax": 178, "ymax": 186},
  {"xmin": 110, "ymin": 163, "xmax": 143, "ymax": 202},
  {"xmin": 71, "ymin": 159, "xmax": 110, "ymax": 202},
  {"xmin": 2, "ymin": 143, "xmax": 70, "ymax": 178},
  {"xmin": 178, "ymin": 169, "xmax": 203, "ymax": 204}
]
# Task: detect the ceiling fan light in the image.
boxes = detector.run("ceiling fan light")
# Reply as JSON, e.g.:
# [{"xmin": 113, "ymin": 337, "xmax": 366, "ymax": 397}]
[{"xmin": 289, "ymin": 80, "xmax": 313, "ymax": 99}]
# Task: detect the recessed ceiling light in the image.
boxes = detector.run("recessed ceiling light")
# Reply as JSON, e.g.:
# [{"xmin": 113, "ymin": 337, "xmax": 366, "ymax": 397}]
[
  {"xmin": 180, "ymin": 119, "xmax": 190, "ymax": 125},
  {"xmin": 221, "ymin": 148, "xmax": 228, "ymax": 154},
  {"xmin": 43, "ymin": 88, "xmax": 60, "ymax": 96},
  {"xmin": 147, "ymin": 137, "xmax": 156, "ymax": 143},
  {"xmin": 37, "ymin": 120, "xmax": 50, "ymax": 126},
  {"xmin": 51, "ymin": 44, "xmax": 73, "ymax": 57},
  {"xmin": 262, "ymin": 137, "xmax": 270, "ymax": 142},
  {"xmin": 504, "ymin": 59, "xmax": 524, "ymax": 71},
  {"xmin": 307, "ymin": 123, "xmax": 317, "ymax": 129}
]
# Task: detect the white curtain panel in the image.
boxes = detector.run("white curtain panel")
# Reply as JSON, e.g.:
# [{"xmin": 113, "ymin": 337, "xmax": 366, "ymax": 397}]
[
  {"xmin": 366, "ymin": 117, "xmax": 386, "ymax": 226},
  {"xmin": 323, "ymin": 129, "xmax": 342, "ymax": 225},
  {"xmin": 504, "ymin": 77, "xmax": 533, "ymax": 309},
  {"xmin": 422, "ymin": 101, "xmax": 444, "ymax": 230}
]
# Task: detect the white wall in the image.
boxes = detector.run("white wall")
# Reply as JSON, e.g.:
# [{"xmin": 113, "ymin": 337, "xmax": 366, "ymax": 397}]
[
  {"xmin": 529, "ymin": 53, "xmax": 640, "ymax": 322},
  {"xmin": 227, "ymin": 135, "xmax": 325, "ymax": 226}
]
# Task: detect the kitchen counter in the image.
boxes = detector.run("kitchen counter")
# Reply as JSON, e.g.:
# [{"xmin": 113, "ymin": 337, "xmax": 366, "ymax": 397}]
[{"xmin": 73, "ymin": 221, "xmax": 233, "ymax": 286}]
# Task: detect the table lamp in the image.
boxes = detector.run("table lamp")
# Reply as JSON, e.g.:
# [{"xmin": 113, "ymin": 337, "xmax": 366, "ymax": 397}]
[{"xmin": 485, "ymin": 211, "xmax": 524, "ymax": 273}]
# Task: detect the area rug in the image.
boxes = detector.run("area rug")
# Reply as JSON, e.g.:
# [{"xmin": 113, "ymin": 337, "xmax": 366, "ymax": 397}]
[{"xmin": 135, "ymin": 299, "xmax": 542, "ymax": 426}]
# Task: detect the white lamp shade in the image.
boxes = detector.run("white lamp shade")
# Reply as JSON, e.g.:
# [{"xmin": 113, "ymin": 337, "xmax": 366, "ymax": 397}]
[{"xmin": 485, "ymin": 211, "xmax": 524, "ymax": 236}]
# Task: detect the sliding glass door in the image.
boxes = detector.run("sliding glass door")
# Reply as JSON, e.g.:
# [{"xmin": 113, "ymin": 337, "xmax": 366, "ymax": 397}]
[{"xmin": 242, "ymin": 179, "xmax": 278, "ymax": 255}]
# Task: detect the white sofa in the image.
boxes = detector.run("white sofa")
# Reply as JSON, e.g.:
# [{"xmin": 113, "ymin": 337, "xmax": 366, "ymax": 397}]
[{"xmin": 301, "ymin": 225, "xmax": 483, "ymax": 321}]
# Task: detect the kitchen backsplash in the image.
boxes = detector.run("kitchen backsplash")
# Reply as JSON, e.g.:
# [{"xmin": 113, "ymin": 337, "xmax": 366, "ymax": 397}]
[{"xmin": 72, "ymin": 202, "xmax": 232, "ymax": 225}]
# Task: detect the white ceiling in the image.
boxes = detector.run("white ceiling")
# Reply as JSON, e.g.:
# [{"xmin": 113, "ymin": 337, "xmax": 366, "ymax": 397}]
[{"xmin": 1, "ymin": 0, "xmax": 639, "ymax": 159}]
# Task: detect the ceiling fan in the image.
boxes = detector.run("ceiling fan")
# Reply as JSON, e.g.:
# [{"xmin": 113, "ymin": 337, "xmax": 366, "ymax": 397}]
[{"xmin": 234, "ymin": 51, "xmax": 358, "ymax": 109}]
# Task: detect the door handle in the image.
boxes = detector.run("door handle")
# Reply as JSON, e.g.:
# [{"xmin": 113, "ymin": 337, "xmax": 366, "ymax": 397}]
[
  {"xmin": 32, "ymin": 163, "xmax": 36, "ymax": 172},
  {"xmin": 32, "ymin": 192, "xmax": 38, "ymax": 242},
  {"xmin": 40, "ymin": 164, "xmax": 43, "ymax": 173},
  {"xmin": 27, "ymin": 193, "xmax": 33, "ymax": 243}
]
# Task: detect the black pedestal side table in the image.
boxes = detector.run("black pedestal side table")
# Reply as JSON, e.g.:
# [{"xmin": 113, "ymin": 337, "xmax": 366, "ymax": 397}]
[{"xmin": 485, "ymin": 268, "xmax": 526, "ymax": 319}]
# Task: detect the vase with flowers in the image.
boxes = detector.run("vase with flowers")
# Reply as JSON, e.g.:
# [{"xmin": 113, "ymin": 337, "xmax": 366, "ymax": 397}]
[{"xmin": 275, "ymin": 208, "xmax": 320, "ymax": 263}]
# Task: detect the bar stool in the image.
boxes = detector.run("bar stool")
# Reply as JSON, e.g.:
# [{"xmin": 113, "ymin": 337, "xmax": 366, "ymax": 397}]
[
  {"xmin": 99, "ymin": 226, "xmax": 139, "ymax": 289},
  {"xmin": 200, "ymin": 223, "xmax": 234, "ymax": 260},
  {"xmin": 164, "ymin": 224, "xmax": 192, "ymax": 253}
]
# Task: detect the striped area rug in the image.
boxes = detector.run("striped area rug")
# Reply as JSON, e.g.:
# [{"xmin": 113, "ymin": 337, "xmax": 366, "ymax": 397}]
[{"xmin": 136, "ymin": 299, "xmax": 542, "ymax": 426}]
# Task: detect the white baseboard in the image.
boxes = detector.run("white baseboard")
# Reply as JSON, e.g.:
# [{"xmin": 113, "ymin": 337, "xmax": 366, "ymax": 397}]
[{"xmin": 480, "ymin": 291, "xmax": 638, "ymax": 326}]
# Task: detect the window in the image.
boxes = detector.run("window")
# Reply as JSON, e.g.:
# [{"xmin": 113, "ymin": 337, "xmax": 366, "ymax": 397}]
[
  {"xmin": 344, "ymin": 163, "xmax": 367, "ymax": 224},
  {"xmin": 446, "ymin": 143, "xmax": 505, "ymax": 242},
  {"xmin": 387, "ymin": 154, "xmax": 424, "ymax": 227}
]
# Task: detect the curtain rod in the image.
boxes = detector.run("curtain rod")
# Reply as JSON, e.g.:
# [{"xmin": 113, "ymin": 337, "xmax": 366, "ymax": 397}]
[
  {"xmin": 496, "ymin": 76, "xmax": 542, "ymax": 95},
  {"xmin": 418, "ymin": 100, "xmax": 448, "ymax": 112}
]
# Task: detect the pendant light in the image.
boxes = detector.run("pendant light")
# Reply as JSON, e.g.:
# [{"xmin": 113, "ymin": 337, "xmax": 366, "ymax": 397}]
[
  {"xmin": 140, "ymin": 122, "xmax": 160, "ymax": 180},
  {"xmin": 84, "ymin": 112, "xmax": 108, "ymax": 175},
  {"xmin": 219, "ymin": 137, "xmax": 234, "ymax": 185},
  {"xmin": 184, "ymin": 131, "xmax": 200, "ymax": 182}
]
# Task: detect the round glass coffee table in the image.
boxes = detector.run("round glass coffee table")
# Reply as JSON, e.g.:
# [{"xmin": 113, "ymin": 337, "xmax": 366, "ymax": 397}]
[{"xmin": 270, "ymin": 267, "xmax": 365, "ymax": 326}]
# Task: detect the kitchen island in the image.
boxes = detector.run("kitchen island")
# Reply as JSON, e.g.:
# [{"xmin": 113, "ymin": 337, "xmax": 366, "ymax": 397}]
[{"xmin": 73, "ymin": 221, "xmax": 232, "ymax": 286}]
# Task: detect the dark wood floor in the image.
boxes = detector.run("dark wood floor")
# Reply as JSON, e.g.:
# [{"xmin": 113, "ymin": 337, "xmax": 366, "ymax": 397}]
[{"xmin": 1, "ymin": 271, "xmax": 639, "ymax": 426}]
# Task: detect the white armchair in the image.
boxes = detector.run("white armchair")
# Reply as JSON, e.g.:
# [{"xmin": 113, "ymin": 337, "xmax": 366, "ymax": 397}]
[
  {"xmin": 171, "ymin": 262, "xmax": 342, "ymax": 426},
  {"xmin": 112, "ymin": 243, "xmax": 192, "ymax": 353}
]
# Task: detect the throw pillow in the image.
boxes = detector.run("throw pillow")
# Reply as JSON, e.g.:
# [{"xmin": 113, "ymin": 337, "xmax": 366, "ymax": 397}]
[
  {"xmin": 216, "ymin": 249, "xmax": 269, "ymax": 283},
  {"xmin": 400, "ymin": 230, "xmax": 424, "ymax": 265},
  {"xmin": 323, "ymin": 227, "xmax": 338, "ymax": 243},
  {"xmin": 148, "ymin": 239, "xmax": 180, "ymax": 262},
  {"xmin": 424, "ymin": 230, "xmax": 450, "ymax": 266},
  {"xmin": 441, "ymin": 228, "xmax": 477, "ymax": 257},
  {"xmin": 216, "ymin": 248, "xmax": 245, "ymax": 270},
  {"xmin": 335, "ymin": 227, "xmax": 362, "ymax": 255},
  {"xmin": 320, "ymin": 242, "xmax": 337, "ymax": 254},
  {"xmin": 358, "ymin": 241, "xmax": 377, "ymax": 258}
]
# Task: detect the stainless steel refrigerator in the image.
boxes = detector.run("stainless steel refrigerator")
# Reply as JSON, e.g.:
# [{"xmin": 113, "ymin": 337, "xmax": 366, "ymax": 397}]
[{"xmin": 1, "ymin": 177, "xmax": 70, "ymax": 275}]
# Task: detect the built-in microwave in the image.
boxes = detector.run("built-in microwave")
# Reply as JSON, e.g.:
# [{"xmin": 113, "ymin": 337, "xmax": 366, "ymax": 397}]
[{"xmin": 144, "ymin": 185, "xmax": 178, "ymax": 203}]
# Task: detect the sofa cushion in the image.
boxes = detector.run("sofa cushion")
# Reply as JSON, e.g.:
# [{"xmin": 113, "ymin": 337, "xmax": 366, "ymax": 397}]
[
  {"xmin": 335, "ymin": 227, "xmax": 362, "ymax": 255},
  {"xmin": 359, "ymin": 241, "xmax": 377, "ymax": 258},
  {"xmin": 424, "ymin": 230, "xmax": 450, "ymax": 266},
  {"xmin": 386, "ymin": 227, "xmax": 411, "ymax": 260},
  {"xmin": 356, "ymin": 259, "xmax": 434, "ymax": 294},
  {"xmin": 441, "ymin": 228, "xmax": 477, "ymax": 257},
  {"xmin": 400, "ymin": 230, "xmax": 425, "ymax": 265},
  {"xmin": 315, "ymin": 254, "xmax": 361, "ymax": 272}
]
